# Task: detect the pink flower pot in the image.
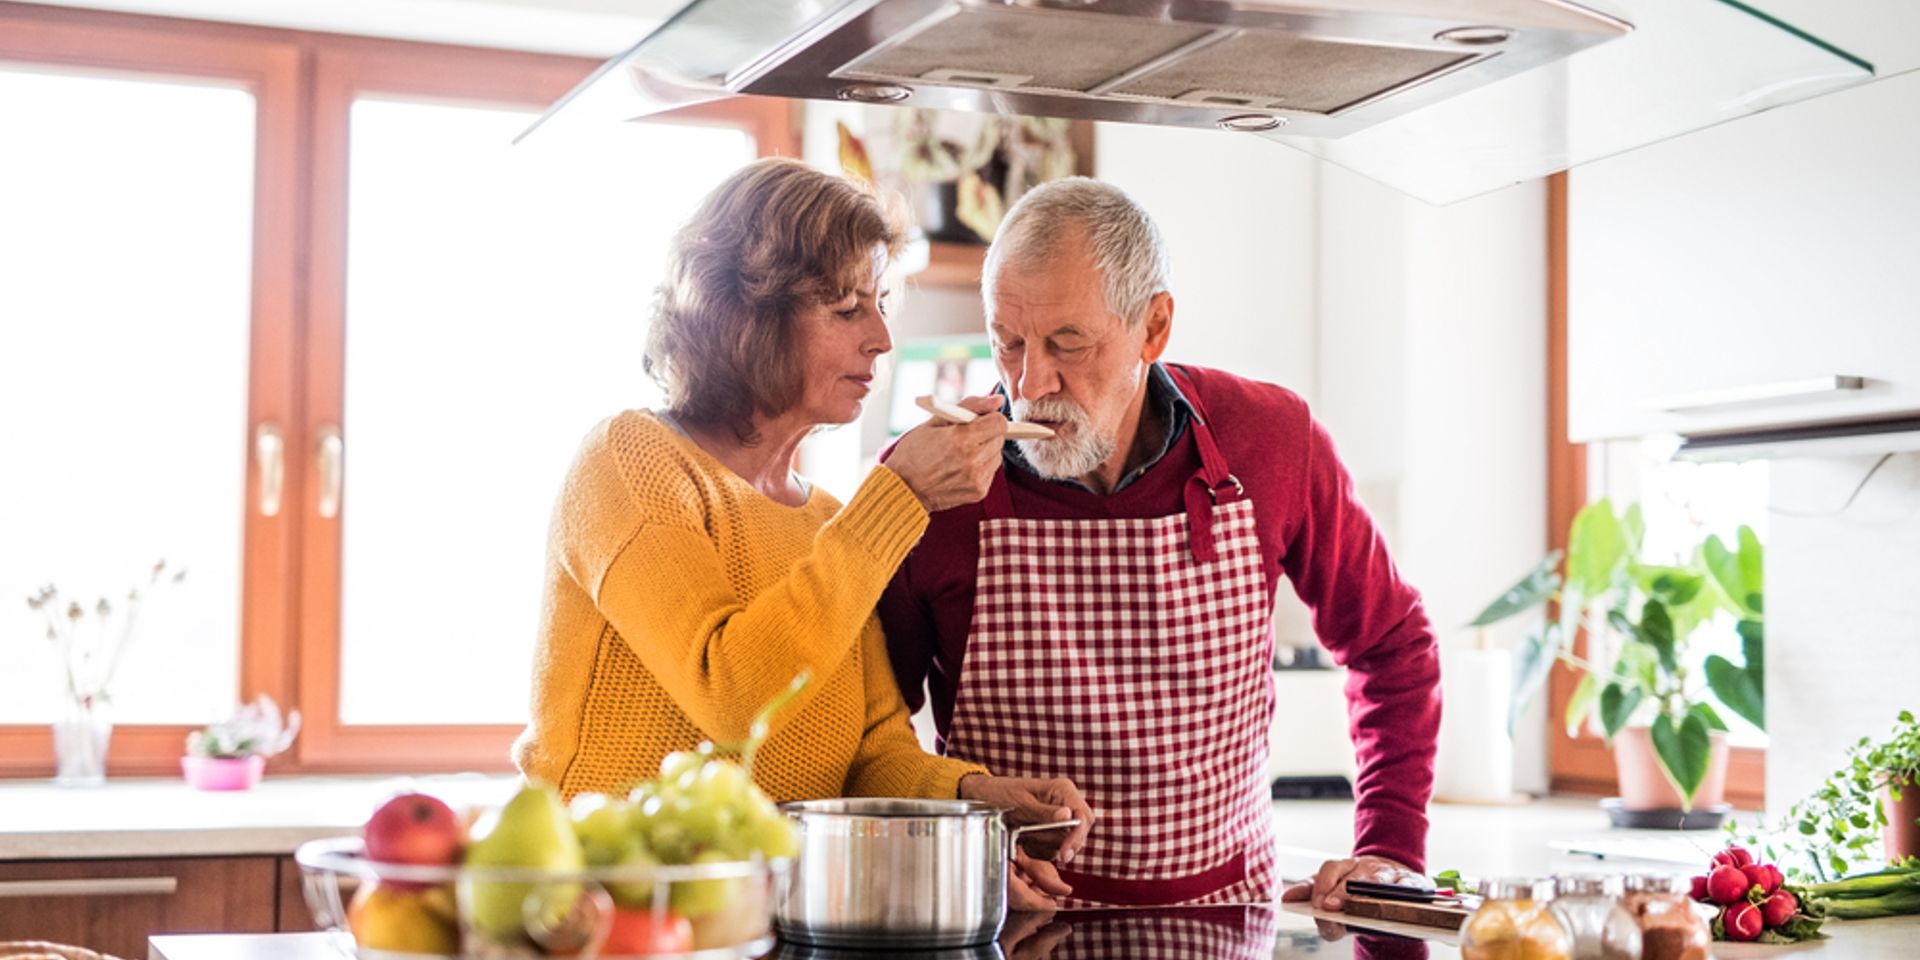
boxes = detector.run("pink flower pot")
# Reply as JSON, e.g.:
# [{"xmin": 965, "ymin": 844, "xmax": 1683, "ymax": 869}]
[{"xmin": 181, "ymin": 754, "xmax": 266, "ymax": 791}]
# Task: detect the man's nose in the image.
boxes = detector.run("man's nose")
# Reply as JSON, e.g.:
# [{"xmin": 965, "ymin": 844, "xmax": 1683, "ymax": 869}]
[{"xmin": 1016, "ymin": 349, "xmax": 1059, "ymax": 400}]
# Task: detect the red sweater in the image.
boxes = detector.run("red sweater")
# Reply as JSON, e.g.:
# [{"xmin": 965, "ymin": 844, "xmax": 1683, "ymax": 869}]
[{"xmin": 879, "ymin": 364, "xmax": 1441, "ymax": 872}]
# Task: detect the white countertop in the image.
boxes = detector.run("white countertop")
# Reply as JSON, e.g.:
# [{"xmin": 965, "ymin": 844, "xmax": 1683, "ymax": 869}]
[
  {"xmin": 0, "ymin": 774, "xmax": 523, "ymax": 860},
  {"xmin": 2, "ymin": 774, "xmax": 1741, "ymax": 873}
]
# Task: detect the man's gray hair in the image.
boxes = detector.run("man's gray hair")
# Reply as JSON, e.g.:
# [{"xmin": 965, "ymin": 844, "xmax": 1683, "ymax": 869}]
[{"xmin": 982, "ymin": 177, "xmax": 1171, "ymax": 329}]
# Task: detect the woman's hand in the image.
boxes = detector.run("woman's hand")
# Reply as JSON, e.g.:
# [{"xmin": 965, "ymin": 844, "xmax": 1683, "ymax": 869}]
[
  {"xmin": 886, "ymin": 395, "xmax": 1009, "ymax": 513},
  {"xmin": 1009, "ymin": 851, "xmax": 1073, "ymax": 913},
  {"xmin": 957, "ymin": 773, "xmax": 1095, "ymax": 863}
]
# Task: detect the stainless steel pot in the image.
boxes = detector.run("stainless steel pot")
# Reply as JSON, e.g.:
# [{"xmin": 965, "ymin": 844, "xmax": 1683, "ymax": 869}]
[{"xmin": 775, "ymin": 798, "xmax": 1077, "ymax": 949}]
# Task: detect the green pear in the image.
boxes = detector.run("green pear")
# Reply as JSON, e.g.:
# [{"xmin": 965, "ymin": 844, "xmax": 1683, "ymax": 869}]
[{"xmin": 462, "ymin": 781, "xmax": 585, "ymax": 944}]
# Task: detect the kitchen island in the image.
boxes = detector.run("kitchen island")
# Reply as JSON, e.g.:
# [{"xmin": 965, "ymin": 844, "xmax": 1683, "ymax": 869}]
[{"xmin": 145, "ymin": 905, "xmax": 1920, "ymax": 960}]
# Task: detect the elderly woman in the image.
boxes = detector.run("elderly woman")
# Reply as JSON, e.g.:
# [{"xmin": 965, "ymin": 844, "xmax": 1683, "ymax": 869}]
[{"xmin": 513, "ymin": 158, "xmax": 1089, "ymax": 883}]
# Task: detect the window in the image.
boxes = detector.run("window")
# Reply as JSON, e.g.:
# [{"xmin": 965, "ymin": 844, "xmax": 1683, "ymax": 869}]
[
  {"xmin": 1546, "ymin": 174, "xmax": 1766, "ymax": 805},
  {"xmin": 0, "ymin": 5, "xmax": 793, "ymax": 777}
]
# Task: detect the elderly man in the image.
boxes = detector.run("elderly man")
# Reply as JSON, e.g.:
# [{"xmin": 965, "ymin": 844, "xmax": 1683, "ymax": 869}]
[{"xmin": 879, "ymin": 178, "xmax": 1441, "ymax": 911}]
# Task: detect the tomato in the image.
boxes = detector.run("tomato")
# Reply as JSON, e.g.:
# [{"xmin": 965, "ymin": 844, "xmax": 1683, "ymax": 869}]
[{"xmin": 602, "ymin": 907, "xmax": 694, "ymax": 956}]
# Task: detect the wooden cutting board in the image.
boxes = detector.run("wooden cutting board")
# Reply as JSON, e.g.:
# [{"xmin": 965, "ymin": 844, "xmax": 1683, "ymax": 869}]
[{"xmin": 1339, "ymin": 894, "xmax": 1474, "ymax": 931}]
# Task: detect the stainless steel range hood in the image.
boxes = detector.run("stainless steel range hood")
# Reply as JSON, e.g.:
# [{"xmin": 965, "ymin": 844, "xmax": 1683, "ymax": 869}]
[{"xmin": 522, "ymin": 0, "xmax": 1902, "ymax": 203}]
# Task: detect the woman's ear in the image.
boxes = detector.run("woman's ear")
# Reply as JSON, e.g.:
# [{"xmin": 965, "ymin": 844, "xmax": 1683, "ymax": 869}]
[{"xmin": 1140, "ymin": 291, "xmax": 1174, "ymax": 363}]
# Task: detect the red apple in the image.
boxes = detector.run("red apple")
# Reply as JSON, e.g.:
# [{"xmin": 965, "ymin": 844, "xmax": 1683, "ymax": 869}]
[
  {"xmin": 602, "ymin": 907, "xmax": 693, "ymax": 956},
  {"xmin": 364, "ymin": 793, "xmax": 464, "ymax": 872},
  {"xmin": 1721, "ymin": 901, "xmax": 1764, "ymax": 942}
]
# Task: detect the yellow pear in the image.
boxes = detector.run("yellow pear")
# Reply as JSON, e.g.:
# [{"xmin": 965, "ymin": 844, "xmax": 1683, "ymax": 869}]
[
  {"xmin": 462, "ymin": 781, "xmax": 585, "ymax": 944},
  {"xmin": 348, "ymin": 881, "xmax": 460, "ymax": 954}
]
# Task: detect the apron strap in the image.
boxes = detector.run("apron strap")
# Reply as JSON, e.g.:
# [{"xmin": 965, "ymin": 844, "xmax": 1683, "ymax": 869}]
[
  {"xmin": 1168, "ymin": 364, "xmax": 1243, "ymax": 564},
  {"xmin": 981, "ymin": 465, "xmax": 1015, "ymax": 520}
]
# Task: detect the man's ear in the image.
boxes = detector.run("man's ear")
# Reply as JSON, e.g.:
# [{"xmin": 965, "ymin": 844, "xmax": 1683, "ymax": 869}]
[{"xmin": 1140, "ymin": 291, "xmax": 1174, "ymax": 363}]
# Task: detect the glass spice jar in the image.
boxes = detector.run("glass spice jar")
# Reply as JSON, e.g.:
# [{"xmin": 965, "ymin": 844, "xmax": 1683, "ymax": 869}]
[
  {"xmin": 1462, "ymin": 878, "xmax": 1573, "ymax": 960},
  {"xmin": 1548, "ymin": 875, "xmax": 1643, "ymax": 960},
  {"xmin": 1624, "ymin": 874, "xmax": 1712, "ymax": 960}
]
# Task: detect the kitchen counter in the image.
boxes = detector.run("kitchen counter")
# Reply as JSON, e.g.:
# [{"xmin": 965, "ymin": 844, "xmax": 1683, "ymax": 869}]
[
  {"xmin": 146, "ymin": 907, "xmax": 1920, "ymax": 959},
  {"xmin": 3, "ymin": 776, "xmax": 1728, "ymax": 872},
  {"xmin": 0, "ymin": 774, "xmax": 522, "ymax": 860}
]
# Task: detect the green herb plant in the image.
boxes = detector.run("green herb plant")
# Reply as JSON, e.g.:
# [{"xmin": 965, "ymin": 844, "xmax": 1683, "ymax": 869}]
[
  {"xmin": 1733, "ymin": 711, "xmax": 1920, "ymax": 881},
  {"xmin": 1470, "ymin": 499, "xmax": 1765, "ymax": 809}
]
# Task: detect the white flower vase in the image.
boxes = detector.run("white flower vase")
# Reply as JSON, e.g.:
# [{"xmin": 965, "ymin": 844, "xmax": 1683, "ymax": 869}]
[{"xmin": 54, "ymin": 693, "xmax": 112, "ymax": 788}]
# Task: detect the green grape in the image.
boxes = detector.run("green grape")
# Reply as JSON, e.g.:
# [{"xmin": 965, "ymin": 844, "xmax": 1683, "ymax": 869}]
[
  {"xmin": 659, "ymin": 747, "xmax": 712, "ymax": 787},
  {"xmin": 570, "ymin": 795, "xmax": 633, "ymax": 863},
  {"xmin": 666, "ymin": 791, "xmax": 737, "ymax": 853},
  {"xmin": 732, "ymin": 806, "xmax": 799, "ymax": 861},
  {"xmin": 670, "ymin": 850, "xmax": 745, "ymax": 918},
  {"xmin": 601, "ymin": 836, "xmax": 661, "ymax": 909}
]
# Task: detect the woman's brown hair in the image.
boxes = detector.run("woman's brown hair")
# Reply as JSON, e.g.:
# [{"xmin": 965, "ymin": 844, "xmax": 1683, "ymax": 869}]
[{"xmin": 646, "ymin": 157, "xmax": 904, "ymax": 444}]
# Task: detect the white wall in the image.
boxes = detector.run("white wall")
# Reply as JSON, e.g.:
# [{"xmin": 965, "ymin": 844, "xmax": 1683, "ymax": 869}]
[
  {"xmin": 1766, "ymin": 453, "xmax": 1920, "ymax": 811},
  {"xmin": 1091, "ymin": 122, "xmax": 1321, "ymax": 395},
  {"xmin": 1315, "ymin": 163, "xmax": 1551, "ymax": 793}
]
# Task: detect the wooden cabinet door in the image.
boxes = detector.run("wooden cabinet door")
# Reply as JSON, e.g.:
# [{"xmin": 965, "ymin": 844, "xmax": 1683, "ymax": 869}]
[{"xmin": 0, "ymin": 857, "xmax": 277, "ymax": 959}]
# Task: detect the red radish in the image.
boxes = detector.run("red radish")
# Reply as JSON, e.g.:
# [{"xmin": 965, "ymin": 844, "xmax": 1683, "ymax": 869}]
[
  {"xmin": 1722, "ymin": 901, "xmax": 1764, "ymax": 941},
  {"xmin": 1742, "ymin": 862, "xmax": 1782, "ymax": 895},
  {"xmin": 1689, "ymin": 875, "xmax": 1710, "ymax": 901},
  {"xmin": 1707, "ymin": 863, "xmax": 1753, "ymax": 905},
  {"xmin": 1761, "ymin": 889, "xmax": 1799, "ymax": 928},
  {"xmin": 1712, "ymin": 846, "xmax": 1755, "ymax": 869}
]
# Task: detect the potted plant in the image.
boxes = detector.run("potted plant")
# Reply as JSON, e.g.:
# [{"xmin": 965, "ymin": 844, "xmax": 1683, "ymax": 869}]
[
  {"xmin": 182, "ymin": 694, "xmax": 301, "ymax": 791},
  {"xmin": 1733, "ymin": 710, "xmax": 1920, "ymax": 879},
  {"xmin": 1471, "ymin": 498, "xmax": 1765, "ymax": 812}
]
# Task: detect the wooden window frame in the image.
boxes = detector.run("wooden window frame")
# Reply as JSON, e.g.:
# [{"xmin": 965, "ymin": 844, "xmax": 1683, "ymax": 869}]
[
  {"xmin": 0, "ymin": 2, "xmax": 794, "ymax": 778},
  {"xmin": 1545, "ymin": 173, "xmax": 1764, "ymax": 808}
]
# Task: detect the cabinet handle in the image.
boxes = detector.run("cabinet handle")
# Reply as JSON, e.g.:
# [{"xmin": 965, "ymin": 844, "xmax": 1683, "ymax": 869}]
[
  {"xmin": 0, "ymin": 877, "xmax": 179, "ymax": 898},
  {"xmin": 316, "ymin": 424, "xmax": 344, "ymax": 520},
  {"xmin": 255, "ymin": 423, "xmax": 285, "ymax": 517},
  {"xmin": 1644, "ymin": 375, "xmax": 1866, "ymax": 413}
]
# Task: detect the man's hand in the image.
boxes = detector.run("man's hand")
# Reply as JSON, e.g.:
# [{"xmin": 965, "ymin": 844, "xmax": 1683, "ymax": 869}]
[
  {"xmin": 999, "ymin": 902, "xmax": 1071, "ymax": 959},
  {"xmin": 957, "ymin": 774, "xmax": 1095, "ymax": 863},
  {"xmin": 1279, "ymin": 855, "xmax": 1425, "ymax": 912}
]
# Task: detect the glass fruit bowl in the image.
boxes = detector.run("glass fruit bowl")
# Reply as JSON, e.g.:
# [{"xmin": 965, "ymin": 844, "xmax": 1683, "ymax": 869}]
[{"xmin": 296, "ymin": 836, "xmax": 789, "ymax": 959}]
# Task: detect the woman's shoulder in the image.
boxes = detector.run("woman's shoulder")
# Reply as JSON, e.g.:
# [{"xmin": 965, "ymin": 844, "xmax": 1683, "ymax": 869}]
[{"xmin": 564, "ymin": 410, "xmax": 711, "ymax": 524}]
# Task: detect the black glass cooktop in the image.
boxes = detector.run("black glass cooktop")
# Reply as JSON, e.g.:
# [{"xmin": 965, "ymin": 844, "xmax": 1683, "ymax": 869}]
[{"xmin": 766, "ymin": 906, "xmax": 1461, "ymax": 959}]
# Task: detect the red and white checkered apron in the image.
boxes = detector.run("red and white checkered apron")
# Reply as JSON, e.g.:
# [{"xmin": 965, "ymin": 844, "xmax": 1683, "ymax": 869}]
[{"xmin": 945, "ymin": 384, "xmax": 1279, "ymax": 908}]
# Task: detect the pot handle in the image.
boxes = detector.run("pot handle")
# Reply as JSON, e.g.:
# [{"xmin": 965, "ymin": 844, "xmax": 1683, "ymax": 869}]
[{"xmin": 1006, "ymin": 818, "xmax": 1082, "ymax": 859}]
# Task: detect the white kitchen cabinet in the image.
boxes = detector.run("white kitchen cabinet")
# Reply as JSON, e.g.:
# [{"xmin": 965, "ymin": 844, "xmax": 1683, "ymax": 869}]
[{"xmin": 1567, "ymin": 70, "xmax": 1920, "ymax": 442}]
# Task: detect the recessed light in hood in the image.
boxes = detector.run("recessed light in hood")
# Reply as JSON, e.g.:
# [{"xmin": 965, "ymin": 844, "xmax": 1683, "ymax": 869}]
[{"xmin": 522, "ymin": 0, "xmax": 1886, "ymax": 203}]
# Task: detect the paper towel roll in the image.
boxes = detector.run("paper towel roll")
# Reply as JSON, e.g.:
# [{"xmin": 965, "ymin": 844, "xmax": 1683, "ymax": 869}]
[{"xmin": 1433, "ymin": 647, "xmax": 1517, "ymax": 804}]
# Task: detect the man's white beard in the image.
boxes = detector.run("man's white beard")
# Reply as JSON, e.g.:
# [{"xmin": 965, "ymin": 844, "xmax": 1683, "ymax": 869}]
[{"xmin": 1012, "ymin": 396, "xmax": 1115, "ymax": 480}]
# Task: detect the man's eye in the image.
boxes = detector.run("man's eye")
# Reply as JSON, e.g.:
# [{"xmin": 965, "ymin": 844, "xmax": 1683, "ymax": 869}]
[{"xmin": 837, "ymin": 306, "xmax": 861, "ymax": 320}]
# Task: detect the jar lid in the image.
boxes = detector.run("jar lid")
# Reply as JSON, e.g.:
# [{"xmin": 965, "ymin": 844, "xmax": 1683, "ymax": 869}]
[
  {"xmin": 1624, "ymin": 873, "xmax": 1687, "ymax": 894},
  {"xmin": 1552, "ymin": 874, "xmax": 1624, "ymax": 897},
  {"xmin": 1482, "ymin": 877, "xmax": 1553, "ymax": 901}
]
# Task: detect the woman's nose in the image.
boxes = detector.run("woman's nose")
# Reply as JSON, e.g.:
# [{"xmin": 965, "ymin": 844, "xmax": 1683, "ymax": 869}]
[{"xmin": 863, "ymin": 306, "xmax": 893, "ymax": 355}]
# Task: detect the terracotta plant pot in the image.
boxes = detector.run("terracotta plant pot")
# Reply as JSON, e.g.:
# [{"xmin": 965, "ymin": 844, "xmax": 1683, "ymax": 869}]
[
  {"xmin": 1614, "ymin": 726, "xmax": 1730, "ymax": 811},
  {"xmin": 181, "ymin": 754, "xmax": 265, "ymax": 791},
  {"xmin": 1883, "ymin": 777, "xmax": 1920, "ymax": 863}
]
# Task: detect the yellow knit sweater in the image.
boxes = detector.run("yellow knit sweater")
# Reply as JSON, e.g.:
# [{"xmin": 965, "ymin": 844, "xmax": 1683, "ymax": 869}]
[{"xmin": 513, "ymin": 410, "xmax": 984, "ymax": 803}]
